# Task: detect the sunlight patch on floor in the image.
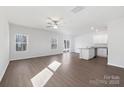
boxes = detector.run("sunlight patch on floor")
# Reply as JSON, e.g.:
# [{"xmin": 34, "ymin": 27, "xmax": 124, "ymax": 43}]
[
  {"xmin": 31, "ymin": 68, "xmax": 53, "ymax": 87},
  {"xmin": 48, "ymin": 61, "xmax": 61, "ymax": 71},
  {"xmin": 31, "ymin": 60, "xmax": 61, "ymax": 87}
]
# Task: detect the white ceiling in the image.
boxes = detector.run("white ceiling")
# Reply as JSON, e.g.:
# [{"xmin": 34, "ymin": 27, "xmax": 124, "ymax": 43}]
[{"xmin": 1, "ymin": 6, "xmax": 124, "ymax": 36}]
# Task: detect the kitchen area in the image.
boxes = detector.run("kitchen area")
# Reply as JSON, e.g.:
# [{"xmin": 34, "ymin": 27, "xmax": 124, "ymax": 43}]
[
  {"xmin": 75, "ymin": 28, "xmax": 108, "ymax": 60},
  {"xmin": 79, "ymin": 44, "xmax": 107, "ymax": 60}
]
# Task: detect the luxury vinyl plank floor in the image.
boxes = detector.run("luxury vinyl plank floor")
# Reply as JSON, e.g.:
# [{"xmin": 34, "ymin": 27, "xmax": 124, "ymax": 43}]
[{"xmin": 0, "ymin": 53, "xmax": 124, "ymax": 87}]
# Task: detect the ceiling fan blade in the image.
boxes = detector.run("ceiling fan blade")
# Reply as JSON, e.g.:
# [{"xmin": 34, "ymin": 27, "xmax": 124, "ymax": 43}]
[
  {"xmin": 47, "ymin": 22, "xmax": 53, "ymax": 25},
  {"xmin": 48, "ymin": 17, "xmax": 55, "ymax": 22},
  {"xmin": 46, "ymin": 25, "xmax": 52, "ymax": 28},
  {"xmin": 48, "ymin": 17, "xmax": 62, "ymax": 22},
  {"xmin": 56, "ymin": 18, "xmax": 63, "ymax": 25}
]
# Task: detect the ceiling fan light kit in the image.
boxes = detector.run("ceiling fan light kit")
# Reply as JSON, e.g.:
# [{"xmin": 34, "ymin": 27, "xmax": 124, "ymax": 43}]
[
  {"xmin": 46, "ymin": 17, "xmax": 63, "ymax": 29},
  {"xmin": 53, "ymin": 25, "xmax": 58, "ymax": 29}
]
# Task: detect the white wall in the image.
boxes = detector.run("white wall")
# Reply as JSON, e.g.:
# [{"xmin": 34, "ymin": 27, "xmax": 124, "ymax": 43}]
[
  {"xmin": 74, "ymin": 33, "xmax": 93, "ymax": 53},
  {"xmin": 108, "ymin": 17, "xmax": 124, "ymax": 68},
  {"xmin": 10, "ymin": 24, "xmax": 70, "ymax": 60},
  {"xmin": 0, "ymin": 12, "xmax": 9, "ymax": 81}
]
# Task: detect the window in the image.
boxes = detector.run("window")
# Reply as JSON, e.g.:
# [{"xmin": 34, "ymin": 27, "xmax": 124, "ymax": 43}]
[
  {"xmin": 64, "ymin": 40, "xmax": 70, "ymax": 49},
  {"xmin": 66, "ymin": 40, "xmax": 70, "ymax": 49},
  {"xmin": 64, "ymin": 40, "xmax": 67, "ymax": 49},
  {"xmin": 16, "ymin": 34, "xmax": 27, "ymax": 51},
  {"xmin": 63, "ymin": 40, "xmax": 70, "ymax": 52},
  {"xmin": 51, "ymin": 38, "xmax": 57, "ymax": 49}
]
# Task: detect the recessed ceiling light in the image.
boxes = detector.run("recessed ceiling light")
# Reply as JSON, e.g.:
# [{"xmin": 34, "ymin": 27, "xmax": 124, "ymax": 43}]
[{"xmin": 53, "ymin": 25, "xmax": 58, "ymax": 29}]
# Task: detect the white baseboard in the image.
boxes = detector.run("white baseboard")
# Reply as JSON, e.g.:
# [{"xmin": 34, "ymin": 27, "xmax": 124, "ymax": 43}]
[
  {"xmin": 0, "ymin": 61, "xmax": 9, "ymax": 82},
  {"xmin": 108, "ymin": 63, "xmax": 124, "ymax": 69},
  {"xmin": 10, "ymin": 52, "xmax": 63, "ymax": 61}
]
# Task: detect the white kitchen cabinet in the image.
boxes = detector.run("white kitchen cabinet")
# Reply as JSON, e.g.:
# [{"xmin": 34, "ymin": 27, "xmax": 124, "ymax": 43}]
[{"xmin": 79, "ymin": 48, "xmax": 95, "ymax": 60}]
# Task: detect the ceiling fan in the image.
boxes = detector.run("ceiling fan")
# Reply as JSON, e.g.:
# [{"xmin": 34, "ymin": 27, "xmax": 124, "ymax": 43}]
[{"xmin": 46, "ymin": 17, "xmax": 63, "ymax": 29}]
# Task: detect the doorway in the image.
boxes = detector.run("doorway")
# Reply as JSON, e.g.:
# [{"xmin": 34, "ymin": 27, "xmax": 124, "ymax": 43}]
[{"xmin": 63, "ymin": 40, "xmax": 70, "ymax": 52}]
